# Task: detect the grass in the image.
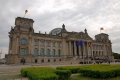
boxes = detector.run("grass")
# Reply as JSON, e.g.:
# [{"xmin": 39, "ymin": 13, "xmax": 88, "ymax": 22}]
[{"xmin": 69, "ymin": 74, "xmax": 120, "ymax": 80}]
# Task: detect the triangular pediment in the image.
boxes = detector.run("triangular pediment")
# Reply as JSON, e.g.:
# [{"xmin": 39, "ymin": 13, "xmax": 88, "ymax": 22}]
[{"xmin": 66, "ymin": 31, "xmax": 92, "ymax": 40}]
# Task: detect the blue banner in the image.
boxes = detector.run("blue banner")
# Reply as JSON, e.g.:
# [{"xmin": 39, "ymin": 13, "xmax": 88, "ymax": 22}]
[{"xmin": 76, "ymin": 40, "xmax": 82, "ymax": 46}]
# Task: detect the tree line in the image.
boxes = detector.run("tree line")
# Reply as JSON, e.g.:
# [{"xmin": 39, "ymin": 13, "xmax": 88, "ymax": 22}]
[{"xmin": 113, "ymin": 52, "xmax": 120, "ymax": 59}]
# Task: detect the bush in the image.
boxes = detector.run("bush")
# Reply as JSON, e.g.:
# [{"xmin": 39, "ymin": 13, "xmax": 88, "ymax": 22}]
[
  {"xmin": 21, "ymin": 67, "xmax": 58, "ymax": 80},
  {"xmin": 56, "ymin": 66, "xmax": 81, "ymax": 73},
  {"xmin": 21, "ymin": 67, "xmax": 32, "ymax": 77},
  {"xmin": 54, "ymin": 70, "xmax": 71, "ymax": 80},
  {"xmin": 78, "ymin": 64, "xmax": 120, "ymax": 79}
]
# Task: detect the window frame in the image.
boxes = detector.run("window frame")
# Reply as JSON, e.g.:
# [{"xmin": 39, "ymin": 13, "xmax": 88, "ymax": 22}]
[
  {"xmin": 20, "ymin": 39, "xmax": 27, "ymax": 44},
  {"xmin": 20, "ymin": 48, "xmax": 25, "ymax": 56}
]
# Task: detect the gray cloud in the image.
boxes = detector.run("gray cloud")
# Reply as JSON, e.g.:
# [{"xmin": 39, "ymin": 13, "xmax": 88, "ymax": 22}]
[{"xmin": 0, "ymin": 0, "xmax": 120, "ymax": 58}]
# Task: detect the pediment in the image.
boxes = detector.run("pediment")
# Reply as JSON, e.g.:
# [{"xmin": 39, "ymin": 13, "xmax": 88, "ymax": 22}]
[{"xmin": 66, "ymin": 32, "xmax": 92, "ymax": 40}]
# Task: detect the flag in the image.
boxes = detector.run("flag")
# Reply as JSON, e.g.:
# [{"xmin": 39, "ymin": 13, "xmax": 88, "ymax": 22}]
[
  {"xmin": 100, "ymin": 27, "xmax": 104, "ymax": 30},
  {"xmin": 25, "ymin": 10, "xmax": 28, "ymax": 14},
  {"xmin": 88, "ymin": 42, "xmax": 92, "ymax": 47},
  {"xmin": 76, "ymin": 40, "xmax": 82, "ymax": 46}
]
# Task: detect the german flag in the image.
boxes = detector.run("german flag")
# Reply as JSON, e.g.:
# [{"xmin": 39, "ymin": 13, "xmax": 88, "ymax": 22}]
[
  {"xmin": 100, "ymin": 27, "xmax": 104, "ymax": 30},
  {"xmin": 88, "ymin": 42, "xmax": 92, "ymax": 47},
  {"xmin": 25, "ymin": 10, "xmax": 28, "ymax": 14}
]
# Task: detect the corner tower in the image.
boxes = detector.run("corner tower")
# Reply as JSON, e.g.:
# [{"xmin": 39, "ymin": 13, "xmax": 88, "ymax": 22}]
[
  {"xmin": 14, "ymin": 17, "xmax": 34, "ymax": 32},
  {"xmin": 7, "ymin": 17, "xmax": 34, "ymax": 64}
]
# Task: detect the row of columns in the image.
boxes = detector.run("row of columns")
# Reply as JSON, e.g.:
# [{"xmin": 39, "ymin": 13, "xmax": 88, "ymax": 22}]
[
  {"xmin": 68, "ymin": 41, "xmax": 113, "ymax": 59},
  {"xmin": 68, "ymin": 41, "xmax": 92, "ymax": 58}
]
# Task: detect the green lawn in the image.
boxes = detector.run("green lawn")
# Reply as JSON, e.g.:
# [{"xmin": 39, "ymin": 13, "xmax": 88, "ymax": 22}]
[{"xmin": 69, "ymin": 74, "xmax": 120, "ymax": 80}]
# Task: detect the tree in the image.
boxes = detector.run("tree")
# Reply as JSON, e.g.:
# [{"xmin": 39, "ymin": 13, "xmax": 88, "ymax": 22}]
[{"xmin": 113, "ymin": 52, "xmax": 120, "ymax": 59}]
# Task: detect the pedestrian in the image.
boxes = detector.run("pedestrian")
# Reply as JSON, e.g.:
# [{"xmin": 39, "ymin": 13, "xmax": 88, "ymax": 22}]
[{"xmin": 109, "ymin": 61, "xmax": 110, "ymax": 64}]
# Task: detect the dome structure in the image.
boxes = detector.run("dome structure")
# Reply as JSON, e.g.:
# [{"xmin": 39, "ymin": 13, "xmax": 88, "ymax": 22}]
[{"xmin": 49, "ymin": 28, "xmax": 62, "ymax": 35}]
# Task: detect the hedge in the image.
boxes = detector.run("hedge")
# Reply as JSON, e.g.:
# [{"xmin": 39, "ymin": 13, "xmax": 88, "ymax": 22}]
[
  {"xmin": 56, "ymin": 66, "xmax": 81, "ymax": 73},
  {"xmin": 21, "ymin": 67, "xmax": 71, "ymax": 80},
  {"xmin": 78, "ymin": 64, "xmax": 120, "ymax": 79},
  {"xmin": 54, "ymin": 70, "xmax": 71, "ymax": 80},
  {"xmin": 21, "ymin": 65, "xmax": 120, "ymax": 79}
]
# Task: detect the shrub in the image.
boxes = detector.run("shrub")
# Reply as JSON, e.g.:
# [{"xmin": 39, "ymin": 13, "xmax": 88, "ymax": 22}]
[
  {"xmin": 21, "ymin": 67, "xmax": 58, "ymax": 80},
  {"xmin": 54, "ymin": 70, "xmax": 71, "ymax": 80},
  {"xmin": 78, "ymin": 64, "xmax": 120, "ymax": 79},
  {"xmin": 21, "ymin": 67, "xmax": 32, "ymax": 77},
  {"xmin": 56, "ymin": 66, "xmax": 81, "ymax": 73}
]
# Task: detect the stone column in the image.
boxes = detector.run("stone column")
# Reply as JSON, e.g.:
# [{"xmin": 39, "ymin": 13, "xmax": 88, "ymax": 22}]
[
  {"xmin": 90, "ymin": 46, "xmax": 92, "ymax": 57},
  {"xmin": 103, "ymin": 45, "xmax": 106, "ymax": 58},
  {"xmin": 8, "ymin": 36, "xmax": 11, "ymax": 54},
  {"xmin": 44, "ymin": 40, "xmax": 46, "ymax": 56},
  {"xmin": 86, "ymin": 42, "xmax": 89, "ymax": 57},
  {"xmin": 69, "ymin": 41, "xmax": 71, "ymax": 55},
  {"xmin": 31, "ymin": 37, "xmax": 34, "ymax": 56},
  {"xmin": 11, "ymin": 36, "xmax": 15, "ymax": 54},
  {"xmin": 91, "ymin": 45, "xmax": 93, "ymax": 58},
  {"xmin": 71, "ymin": 42, "xmax": 73, "ymax": 56},
  {"xmin": 82, "ymin": 42, "xmax": 85, "ymax": 57},
  {"xmin": 28, "ymin": 37, "xmax": 31, "ymax": 55},
  {"xmin": 50, "ymin": 41, "xmax": 52, "ymax": 56},
  {"xmin": 38, "ymin": 39, "xmax": 40, "ymax": 55},
  {"xmin": 110, "ymin": 46, "xmax": 112, "ymax": 56},
  {"xmin": 16, "ymin": 36, "xmax": 18, "ymax": 54},
  {"xmin": 78, "ymin": 45, "xmax": 82, "ymax": 58},
  {"xmin": 74, "ymin": 41, "xmax": 77, "ymax": 56}
]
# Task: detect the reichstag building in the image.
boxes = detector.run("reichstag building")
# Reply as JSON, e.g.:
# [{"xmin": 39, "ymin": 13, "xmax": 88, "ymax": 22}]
[{"xmin": 6, "ymin": 17, "xmax": 114, "ymax": 64}]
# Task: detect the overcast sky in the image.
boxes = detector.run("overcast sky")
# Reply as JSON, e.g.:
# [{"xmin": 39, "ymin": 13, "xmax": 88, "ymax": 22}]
[{"xmin": 0, "ymin": 0, "xmax": 120, "ymax": 58}]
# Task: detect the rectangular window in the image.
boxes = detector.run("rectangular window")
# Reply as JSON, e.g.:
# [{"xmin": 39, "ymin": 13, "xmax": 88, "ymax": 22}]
[
  {"xmin": 20, "ymin": 48, "xmax": 25, "ymax": 56},
  {"xmin": 58, "ymin": 43, "xmax": 60, "ymax": 47},
  {"xmin": 47, "ymin": 42, "xmax": 50, "ymax": 47},
  {"xmin": 40, "ymin": 42, "xmax": 44, "ymax": 46},
  {"xmin": 34, "ymin": 41, "xmax": 38, "ymax": 46},
  {"xmin": 52, "ymin": 43, "xmax": 55, "ymax": 47}
]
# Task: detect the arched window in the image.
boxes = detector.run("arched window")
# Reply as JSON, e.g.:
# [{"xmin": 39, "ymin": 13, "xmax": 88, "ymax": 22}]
[
  {"xmin": 46, "ymin": 49, "xmax": 50, "ymax": 56},
  {"xmin": 40, "ymin": 48, "xmax": 44, "ymax": 56},
  {"xmin": 34, "ymin": 48, "xmax": 38, "ymax": 56},
  {"xmin": 20, "ymin": 48, "xmax": 25, "ymax": 56},
  {"xmin": 52, "ymin": 49, "xmax": 55, "ymax": 56},
  {"xmin": 20, "ymin": 39, "xmax": 27, "ymax": 44},
  {"xmin": 58, "ymin": 49, "xmax": 60, "ymax": 57}
]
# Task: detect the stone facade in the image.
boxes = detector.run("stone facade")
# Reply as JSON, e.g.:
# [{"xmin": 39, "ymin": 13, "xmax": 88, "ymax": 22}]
[{"xmin": 6, "ymin": 17, "xmax": 114, "ymax": 64}]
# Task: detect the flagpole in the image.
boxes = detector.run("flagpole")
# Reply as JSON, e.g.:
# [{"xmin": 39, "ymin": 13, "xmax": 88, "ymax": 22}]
[
  {"xmin": 83, "ymin": 42, "xmax": 84, "ymax": 64},
  {"xmin": 88, "ymin": 47, "xmax": 89, "ymax": 64},
  {"xmin": 0, "ymin": 48, "xmax": 2, "ymax": 59},
  {"xmin": 24, "ymin": 14, "xmax": 26, "ymax": 18},
  {"xmin": 92, "ymin": 46, "xmax": 93, "ymax": 64},
  {"xmin": 24, "ymin": 14, "xmax": 25, "ymax": 18}
]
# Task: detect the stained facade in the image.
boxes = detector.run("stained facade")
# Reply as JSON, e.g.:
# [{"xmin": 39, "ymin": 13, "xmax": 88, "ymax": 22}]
[{"xmin": 7, "ymin": 17, "xmax": 114, "ymax": 64}]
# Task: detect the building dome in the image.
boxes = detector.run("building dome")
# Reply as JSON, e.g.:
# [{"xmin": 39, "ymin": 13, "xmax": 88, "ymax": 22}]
[{"xmin": 49, "ymin": 28, "xmax": 62, "ymax": 35}]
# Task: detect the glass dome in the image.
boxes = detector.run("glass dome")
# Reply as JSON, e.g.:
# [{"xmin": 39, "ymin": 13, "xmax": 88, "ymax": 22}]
[{"xmin": 49, "ymin": 28, "xmax": 62, "ymax": 35}]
